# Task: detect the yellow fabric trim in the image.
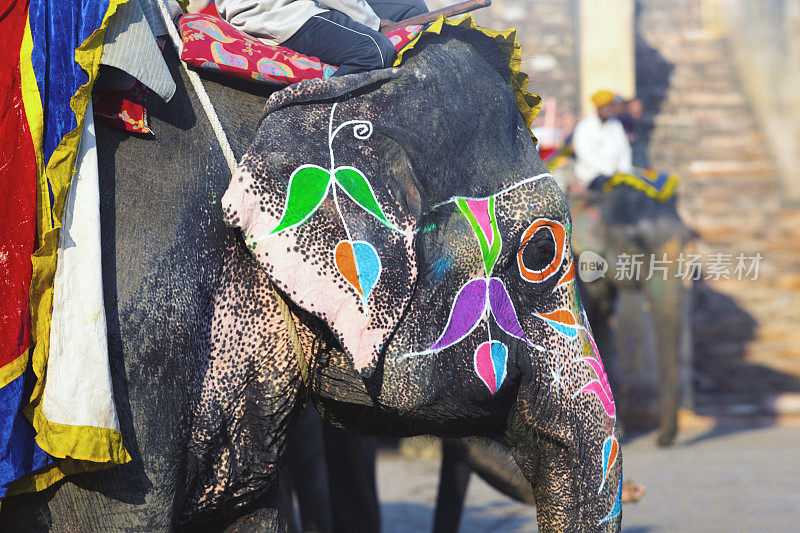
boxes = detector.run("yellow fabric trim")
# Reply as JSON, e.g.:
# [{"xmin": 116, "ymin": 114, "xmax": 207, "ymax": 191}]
[
  {"xmin": 5, "ymin": 463, "xmax": 67, "ymax": 499},
  {"xmin": 30, "ymin": 409, "xmax": 131, "ymax": 464},
  {"xmin": 393, "ymin": 14, "xmax": 542, "ymax": 141},
  {"xmin": 24, "ymin": 0, "xmax": 132, "ymax": 469},
  {"xmin": 4, "ymin": 457, "xmax": 120, "ymax": 499},
  {"xmin": 20, "ymin": 20, "xmax": 45, "ymax": 186},
  {"xmin": 602, "ymin": 171, "xmax": 680, "ymax": 202},
  {"xmin": 0, "ymin": 349, "xmax": 29, "ymax": 390}
]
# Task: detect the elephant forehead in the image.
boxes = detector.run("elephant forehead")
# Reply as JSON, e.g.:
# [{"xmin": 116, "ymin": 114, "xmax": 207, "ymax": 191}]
[{"xmin": 492, "ymin": 174, "xmax": 570, "ymax": 225}]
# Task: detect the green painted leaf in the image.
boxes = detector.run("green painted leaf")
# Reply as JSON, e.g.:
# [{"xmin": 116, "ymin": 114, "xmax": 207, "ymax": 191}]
[
  {"xmin": 334, "ymin": 167, "xmax": 395, "ymax": 230},
  {"xmin": 456, "ymin": 196, "xmax": 502, "ymax": 276},
  {"xmin": 271, "ymin": 165, "xmax": 331, "ymax": 234}
]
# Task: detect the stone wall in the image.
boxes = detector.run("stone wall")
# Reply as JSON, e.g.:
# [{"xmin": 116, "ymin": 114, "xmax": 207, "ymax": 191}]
[
  {"xmin": 709, "ymin": 0, "xmax": 800, "ymax": 202},
  {"xmin": 427, "ymin": 0, "xmax": 582, "ymax": 116}
]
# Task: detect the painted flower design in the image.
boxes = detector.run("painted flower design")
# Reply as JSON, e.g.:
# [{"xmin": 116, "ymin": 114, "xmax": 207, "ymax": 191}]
[
  {"xmin": 263, "ymin": 103, "xmax": 401, "ymax": 302},
  {"xmin": 407, "ymin": 192, "xmax": 532, "ymax": 394},
  {"xmin": 426, "ymin": 277, "xmax": 529, "ymax": 395},
  {"xmin": 598, "ymin": 434, "xmax": 619, "ymax": 493},
  {"xmin": 572, "ymin": 332, "xmax": 616, "ymax": 419},
  {"xmin": 456, "ymin": 197, "xmax": 502, "ymax": 276},
  {"xmin": 270, "ymin": 164, "xmax": 395, "ymax": 235},
  {"xmin": 535, "ymin": 308, "xmax": 579, "ymax": 339},
  {"xmin": 429, "ymin": 277, "xmax": 530, "ymax": 352}
]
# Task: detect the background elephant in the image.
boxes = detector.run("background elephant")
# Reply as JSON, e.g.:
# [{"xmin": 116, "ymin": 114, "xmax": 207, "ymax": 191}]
[
  {"xmin": 570, "ymin": 185, "xmax": 694, "ymax": 446},
  {"xmin": 1, "ymin": 26, "xmax": 621, "ymax": 531}
]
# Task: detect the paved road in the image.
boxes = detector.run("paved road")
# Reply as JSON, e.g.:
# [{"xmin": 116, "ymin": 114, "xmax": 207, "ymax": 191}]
[{"xmin": 377, "ymin": 424, "xmax": 800, "ymax": 532}]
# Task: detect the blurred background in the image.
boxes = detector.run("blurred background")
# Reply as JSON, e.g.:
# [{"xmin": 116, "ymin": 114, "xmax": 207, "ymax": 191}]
[{"xmin": 372, "ymin": 0, "xmax": 800, "ymax": 530}]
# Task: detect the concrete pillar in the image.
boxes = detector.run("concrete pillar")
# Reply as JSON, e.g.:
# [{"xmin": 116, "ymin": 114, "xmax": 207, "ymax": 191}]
[
  {"xmin": 783, "ymin": 0, "xmax": 800, "ymax": 203},
  {"xmin": 578, "ymin": 0, "xmax": 635, "ymax": 115}
]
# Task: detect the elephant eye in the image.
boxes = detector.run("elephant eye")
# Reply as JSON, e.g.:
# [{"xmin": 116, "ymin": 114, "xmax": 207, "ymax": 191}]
[
  {"xmin": 521, "ymin": 228, "xmax": 555, "ymax": 271},
  {"xmin": 517, "ymin": 219, "xmax": 566, "ymax": 283}
]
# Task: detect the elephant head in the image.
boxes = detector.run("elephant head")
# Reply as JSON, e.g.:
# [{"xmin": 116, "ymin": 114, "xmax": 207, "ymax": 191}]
[{"xmin": 223, "ymin": 25, "xmax": 622, "ymax": 530}]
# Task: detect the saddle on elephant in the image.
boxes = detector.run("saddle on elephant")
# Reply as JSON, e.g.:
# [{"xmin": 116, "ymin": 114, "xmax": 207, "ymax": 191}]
[{"xmin": 177, "ymin": 10, "xmax": 425, "ymax": 84}]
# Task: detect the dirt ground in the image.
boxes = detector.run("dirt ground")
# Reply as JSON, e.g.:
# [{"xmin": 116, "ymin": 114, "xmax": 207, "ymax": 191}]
[{"xmin": 377, "ymin": 423, "xmax": 800, "ymax": 532}]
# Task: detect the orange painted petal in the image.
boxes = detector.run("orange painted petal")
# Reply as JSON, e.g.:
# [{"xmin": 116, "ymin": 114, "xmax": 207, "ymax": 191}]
[
  {"xmin": 539, "ymin": 309, "xmax": 576, "ymax": 325},
  {"xmin": 607, "ymin": 439, "xmax": 619, "ymax": 478},
  {"xmin": 335, "ymin": 241, "xmax": 363, "ymax": 295}
]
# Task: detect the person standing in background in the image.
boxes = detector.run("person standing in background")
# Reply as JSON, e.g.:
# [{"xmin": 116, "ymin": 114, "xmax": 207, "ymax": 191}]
[{"xmin": 618, "ymin": 97, "xmax": 648, "ymax": 167}]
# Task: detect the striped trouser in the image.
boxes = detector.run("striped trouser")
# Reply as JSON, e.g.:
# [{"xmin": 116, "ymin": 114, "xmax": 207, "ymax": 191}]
[{"xmin": 281, "ymin": 0, "xmax": 428, "ymax": 77}]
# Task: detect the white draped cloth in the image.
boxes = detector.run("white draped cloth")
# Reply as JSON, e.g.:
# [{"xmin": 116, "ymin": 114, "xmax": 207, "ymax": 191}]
[
  {"xmin": 45, "ymin": 102, "xmax": 122, "ymax": 434},
  {"xmin": 572, "ymin": 113, "xmax": 633, "ymax": 186}
]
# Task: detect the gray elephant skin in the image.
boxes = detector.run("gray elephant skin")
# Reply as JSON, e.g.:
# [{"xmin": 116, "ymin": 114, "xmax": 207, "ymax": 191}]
[{"xmin": 0, "ymin": 28, "xmax": 622, "ymax": 531}]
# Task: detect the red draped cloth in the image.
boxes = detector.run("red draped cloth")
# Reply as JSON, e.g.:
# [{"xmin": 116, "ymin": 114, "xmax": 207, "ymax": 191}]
[{"xmin": 0, "ymin": 0, "xmax": 37, "ymax": 376}]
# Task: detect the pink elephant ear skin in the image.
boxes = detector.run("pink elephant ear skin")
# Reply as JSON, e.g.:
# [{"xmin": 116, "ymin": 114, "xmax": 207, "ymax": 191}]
[{"xmin": 221, "ymin": 108, "xmax": 418, "ymax": 376}]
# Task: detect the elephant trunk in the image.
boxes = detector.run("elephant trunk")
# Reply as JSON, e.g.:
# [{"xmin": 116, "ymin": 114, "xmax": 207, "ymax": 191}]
[
  {"xmin": 512, "ymin": 433, "xmax": 621, "ymax": 531},
  {"xmin": 508, "ymin": 368, "xmax": 622, "ymax": 531}
]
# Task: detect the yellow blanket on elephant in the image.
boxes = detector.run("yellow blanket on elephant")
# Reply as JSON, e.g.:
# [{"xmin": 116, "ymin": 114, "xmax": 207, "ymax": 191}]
[{"xmin": 603, "ymin": 168, "xmax": 680, "ymax": 202}]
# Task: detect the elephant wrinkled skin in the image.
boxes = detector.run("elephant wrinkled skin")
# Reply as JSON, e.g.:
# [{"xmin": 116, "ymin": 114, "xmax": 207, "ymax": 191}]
[{"xmin": 1, "ymin": 28, "xmax": 621, "ymax": 531}]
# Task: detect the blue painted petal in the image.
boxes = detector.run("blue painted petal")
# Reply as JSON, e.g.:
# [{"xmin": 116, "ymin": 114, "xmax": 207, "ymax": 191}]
[
  {"xmin": 490, "ymin": 342, "xmax": 507, "ymax": 389},
  {"xmin": 352, "ymin": 241, "xmax": 381, "ymax": 301}
]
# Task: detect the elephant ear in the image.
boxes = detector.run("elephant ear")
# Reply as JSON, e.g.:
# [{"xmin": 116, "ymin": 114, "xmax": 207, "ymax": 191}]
[{"xmin": 222, "ymin": 83, "xmax": 418, "ymax": 376}]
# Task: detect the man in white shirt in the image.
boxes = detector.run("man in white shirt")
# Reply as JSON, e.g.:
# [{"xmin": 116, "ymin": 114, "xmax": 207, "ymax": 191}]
[
  {"xmin": 214, "ymin": 0, "xmax": 428, "ymax": 77},
  {"xmin": 571, "ymin": 90, "xmax": 633, "ymax": 192}
]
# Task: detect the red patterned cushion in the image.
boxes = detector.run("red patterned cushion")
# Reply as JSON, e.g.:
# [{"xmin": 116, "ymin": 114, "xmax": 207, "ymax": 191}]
[
  {"xmin": 386, "ymin": 24, "xmax": 423, "ymax": 50},
  {"xmin": 179, "ymin": 13, "xmax": 422, "ymax": 86}
]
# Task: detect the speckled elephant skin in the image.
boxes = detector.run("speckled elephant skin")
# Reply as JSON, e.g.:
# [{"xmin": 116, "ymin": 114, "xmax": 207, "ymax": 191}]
[{"xmin": 0, "ymin": 28, "xmax": 621, "ymax": 532}]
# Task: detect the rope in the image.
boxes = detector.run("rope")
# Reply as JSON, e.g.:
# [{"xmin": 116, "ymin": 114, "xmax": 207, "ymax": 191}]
[
  {"xmin": 271, "ymin": 283, "xmax": 311, "ymax": 390},
  {"xmin": 153, "ymin": 0, "xmax": 313, "ymax": 392},
  {"xmin": 154, "ymin": 0, "xmax": 237, "ymax": 175}
]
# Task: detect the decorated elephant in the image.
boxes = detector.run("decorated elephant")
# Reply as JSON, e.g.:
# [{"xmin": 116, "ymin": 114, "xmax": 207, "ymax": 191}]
[
  {"xmin": 1, "ymin": 23, "xmax": 622, "ymax": 531},
  {"xmin": 570, "ymin": 180, "xmax": 693, "ymax": 446}
]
